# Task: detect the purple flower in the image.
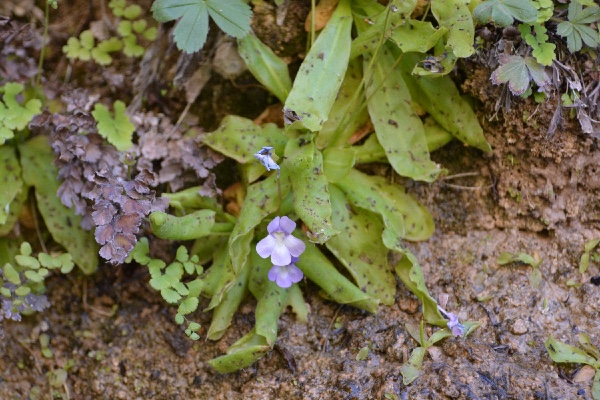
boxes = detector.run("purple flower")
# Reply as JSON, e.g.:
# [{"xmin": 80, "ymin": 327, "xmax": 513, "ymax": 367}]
[
  {"xmin": 446, "ymin": 312, "xmax": 466, "ymax": 337},
  {"xmin": 437, "ymin": 303, "xmax": 466, "ymax": 337},
  {"xmin": 268, "ymin": 257, "xmax": 303, "ymax": 288},
  {"xmin": 256, "ymin": 216, "xmax": 306, "ymax": 266}
]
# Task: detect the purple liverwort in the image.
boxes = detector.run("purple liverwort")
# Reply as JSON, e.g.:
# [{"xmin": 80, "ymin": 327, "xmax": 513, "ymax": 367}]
[
  {"xmin": 256, "ymin": 216, "xmax": 306, "ymax": 266},
  {"xmin": 268, "ymin": 257, "xmax": 303, "ymax": 288}
]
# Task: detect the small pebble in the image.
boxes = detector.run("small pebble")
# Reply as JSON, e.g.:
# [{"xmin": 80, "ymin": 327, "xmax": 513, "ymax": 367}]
[{"xmin": 510, "ymin": 319, "xmax": 528, "ymax": 335}]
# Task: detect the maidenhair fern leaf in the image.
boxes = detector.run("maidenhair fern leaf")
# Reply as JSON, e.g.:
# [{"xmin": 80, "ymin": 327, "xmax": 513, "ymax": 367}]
[
  {"xmin": 91, "ymin": 100, "xmax": 135, "ymax": 151},
  {"xmin": 151, "ymin": 0, "xmax": 251, "ymax": 53},
  {"xmin": 0, "ymin": 82, "xmax": 42, "ymax": 144}
]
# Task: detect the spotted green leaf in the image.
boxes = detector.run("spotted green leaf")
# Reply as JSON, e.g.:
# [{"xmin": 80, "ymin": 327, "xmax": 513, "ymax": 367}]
[
  {"xmin": 327, "ymin": 185, "xmax": 396, "ymax": 305},
  {"xmin": 316, "ymin": 58, "xmax": 368, "ymax": 149},
  {"xmin": 336, "ymin": 169, "xmax": 404, "ymax": 249},
  {"xmin": 284, "ymin": 138, "xmax": 338, "ymax": 243},
  {"xmin": 400, "ymin": 53, "xmax": 492, "ymax": 153},
  {"xmin": 149, "ymin": 209, "xmax": 216, "ymax": 240},
  {"xmin": 238, "ymin": 34, "xmax": 292, "ymax": 104},
  {"xmin": 365, "ymin": 48, "xmax": 441, "ymax": 182},
  {"xmin": 545, "ymin": 336, "xmax": 598, "ymax": 365},
  {"xmin": 322, "ymin": 147, "xmax": 355, "ymax": 183},
  {"xmin": 208, "ymin": 328, "xmax": 272, "ymax": 373},
  {"xmin": 431, "ymin": 0, "xmax": 475, "ymax": 58},
  {"xmin": 206, "ymin": 263, "xmax": 249, "ymax": 340},
  {"xmin": 0, "ymin": 146, "xmax": 23, "ymax": 225},
  {"xmin": 394, "ymin": 249, "xmax": 446, "ymax": 326},
  {"xmin": 202, "ymin": 115, "xmax": 287, "ymax": 165},
  {"xmin": 296, "ymin": 238, "xmax": 379, "ymax": 313},
  {"xmin": 350, "ymin": 0, "xmax": 418, "ymax": 60},
  {"xmin": 283, "ymin": 0, "xmax": 352, "ymax": 132},
  {"xmin": 248, "ymin": 252, "xmax": 289, "ymax": 346}
]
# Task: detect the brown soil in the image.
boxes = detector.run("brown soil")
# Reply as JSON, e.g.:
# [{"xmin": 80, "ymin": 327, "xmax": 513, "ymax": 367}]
[{"xmin": 2, "ymin": 1, "xmax": 600, "ymax": 399}]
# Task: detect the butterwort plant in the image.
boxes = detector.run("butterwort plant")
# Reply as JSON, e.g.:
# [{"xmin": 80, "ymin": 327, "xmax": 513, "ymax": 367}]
[{"xmin": 143, "ymin": 0, "xmax": 488, "ymax": 375}]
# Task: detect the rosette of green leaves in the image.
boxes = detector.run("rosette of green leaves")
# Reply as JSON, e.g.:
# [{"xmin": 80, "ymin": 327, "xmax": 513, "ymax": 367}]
[{"xmin": 146, "ymin": 0, "xmax": 490, "ymax": 373}]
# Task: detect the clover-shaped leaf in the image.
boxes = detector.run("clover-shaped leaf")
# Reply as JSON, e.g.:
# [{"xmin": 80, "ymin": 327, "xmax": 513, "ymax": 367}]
[
  {"xmin": 62, "ymin": 30, "xmax": 95, "ymax": 61},
  {"xmin": 91, "ymin": 37, "xmax": 124, "ymax": 65},
  {"xmin": 491, "ymin": 54, "xmax": 550, "ymax": 96},
  {"xmin": 91, "ymin": 100, "xmax": 135, "ymax": 151},
  {"xmin": 473, "ymin": 0, "xmax": 538, "ymax": 27},
  {"xmin": 557, "ymin": 2, "xmax": 600, "ymax": 52},
  {"xmin": 122, "ymin": 4, "xmax": 142, "ymax": 20},
  {"xmin": 122, "ymin": 35, "xmax": 144, "ymax": 57},
  {"xmin": 151, "ymin": 0, "xmax": 251, "ymax": 53}
]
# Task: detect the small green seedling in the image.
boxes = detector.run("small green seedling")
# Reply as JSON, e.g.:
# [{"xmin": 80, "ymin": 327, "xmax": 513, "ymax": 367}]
[
  {"xmin": 356, "ymin": 345, "xmax": 370, "ymax": 361},
  {"xmin": 546, "ymin": 334, "xmax": 600, "ymax": 399},
  {"xmin": 401, "ymin": 320, "xmax": 480, "ymax": 385},
  {"xmin": 580, "ymin": 239, "xmax": 600, "ymax": 274},
  {"xmin": 91, "ymin": 100, "xmax": 135, "ymax": 151},
  {"xmin": 63, "ymin": 0, "xmax": 157, "ymax": 65},
  {"xmin": 1, "ymin": 242, "xmax": 75, "ymax": 321},
  {"xmin": 40, "ymin": 333, "xmax": 53, "ymax": 358},
  {"xmin": 497, "ymin": 251, "xmax": 543, "ymax": 288},
  {"xmin": 127, "ymin": 238, "xmax": 203, "ymax": 340}
]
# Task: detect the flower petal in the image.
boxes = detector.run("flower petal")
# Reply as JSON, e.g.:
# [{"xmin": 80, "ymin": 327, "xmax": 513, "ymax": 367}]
[
  {"xmin": 256, "ymin": 235, "xmax": 277, "ymax": 258},
  {"xmin": 271, "ymin": 242, "xmax": 291, "ymax": 266},
  {"xmin": 279, "ymin": 216, "xmax": 296, "ymax": 234},
  {"xmin": 276, "ymin": 274, "xmax": 293, "ymax": 288},
  {"xmin": 283, "ymin": 235, "xmax": 306, "ymax": 257},
  {"xmin": 287, "ymin": 264, "xmax": 303, "ymax": 283},
  {"xmin": 268, "ymin": 265, "xmax": 280, "ymax": 282},
  {"xmin": 267, "ymin": 216, "xmax": 281, "ymax": 234}
]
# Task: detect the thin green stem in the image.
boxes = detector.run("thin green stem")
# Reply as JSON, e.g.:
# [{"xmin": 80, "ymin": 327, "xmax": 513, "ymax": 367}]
[
  {"xmin": 419, "ymin": 320, "xmax": 426, "ymax": 348},
  {"xmin": 277, "ymin": 174, "xmax": 282, "ymax": 216},
  {"xmin": 36, "ymin": 0, "xmax": 50, "ymax": 87}
]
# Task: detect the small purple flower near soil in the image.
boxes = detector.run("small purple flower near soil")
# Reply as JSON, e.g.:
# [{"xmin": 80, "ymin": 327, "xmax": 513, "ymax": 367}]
[
  {"xmin": 256, "ymin": 216, "xmax": 306, "ymax": 266},
  {"xmin": 268, "ymin": 257, "xmax": 303, "ymax": 288},
  {"xmin": 446, "ymin": 312, "xmax": 466, "ymax": 337},
  {"xmin": 438, "ymin": 303, "xmax": 466, "ymax": 337}
]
